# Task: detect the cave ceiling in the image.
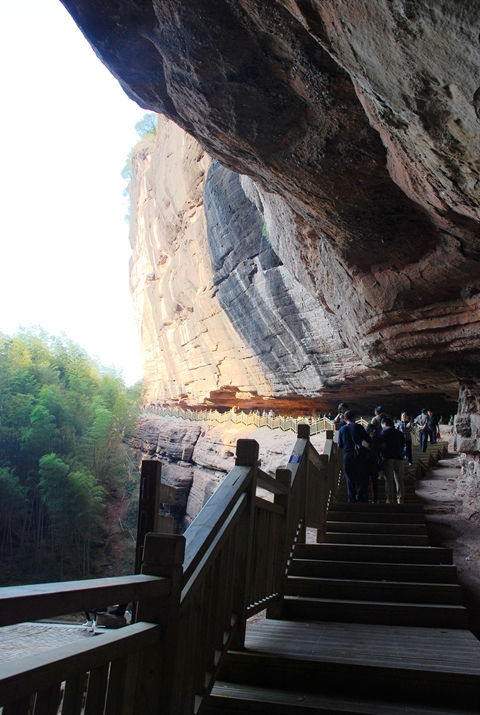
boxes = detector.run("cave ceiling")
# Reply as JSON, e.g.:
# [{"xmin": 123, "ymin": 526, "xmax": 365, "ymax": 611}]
[{"xmin": 61, "ymin": 0, "xmax": 480, "ymax": 399}]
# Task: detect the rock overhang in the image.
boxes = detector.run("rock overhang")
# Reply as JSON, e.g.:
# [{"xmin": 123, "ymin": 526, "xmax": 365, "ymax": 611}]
[{"xmin": 61, "ymin": 0, "xmax": 480, "ymax": 401}]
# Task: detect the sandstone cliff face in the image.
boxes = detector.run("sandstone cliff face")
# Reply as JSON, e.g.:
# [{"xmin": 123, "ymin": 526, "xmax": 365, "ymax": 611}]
[
  {"xmin": 131, "ymin": 414, "xmax": 325, "ymax": 529},
  {"xmin": 129, "ymin": 117, "xmax": 272, "ymax": 404},
  {"xmin": 62, "ymin": 0, "xmax": 480, "ymax": 402}
]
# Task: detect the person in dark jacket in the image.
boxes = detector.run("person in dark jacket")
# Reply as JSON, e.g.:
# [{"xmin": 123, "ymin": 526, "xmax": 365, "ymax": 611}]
[
  {"xmin": 380, "ymin": 417, "xmax": 405, "ymax": 504},
  {"xmin": 427, "ymin": 409, "xmax": 439, "ymax": 445},
  {"xmin": 415, "ymin": 408, "xmax": 429, "ymax": 452},
  {"xmin": 365, "ymin": 423, "xmax": 379, "ymax": 503},
  {"xmin": 333, "ymin": 402, "xmax": 349, "ymax": 428},
  {"xmin": 338, "ymin": 410, "xmax": 371, "ymax": 503}
]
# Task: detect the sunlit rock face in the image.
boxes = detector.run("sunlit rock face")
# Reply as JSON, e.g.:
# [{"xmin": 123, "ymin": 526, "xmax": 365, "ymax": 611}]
[
  {"xmin": 130, "ymin": 116, "xmax": 407, "ymax": 409},
  {"xmin": 129, "ymin": 117, "xmax": 273, "ymax": 405},
  {"xmin": 63, "ymin": 0, "xmax": 480, "ymax": 401},
  {"xmin": 131, "ymin": 414, "xmax": 314, "ymax": 528}
]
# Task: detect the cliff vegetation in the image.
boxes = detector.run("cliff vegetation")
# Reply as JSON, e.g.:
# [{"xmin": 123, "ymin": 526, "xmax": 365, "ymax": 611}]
[{"xmin": 0, "ymin": 328, "xmax": 143, "ymax": 585}]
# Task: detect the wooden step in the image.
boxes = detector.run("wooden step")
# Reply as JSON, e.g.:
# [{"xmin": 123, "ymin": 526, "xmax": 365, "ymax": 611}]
[
  {"xmin": 282, "ymin": 595, "xmax": 469, "ymax": 628},
  {"xmin": 328, "ymin": 502, "xmax": 424, "ymax": 514},
  {"xmin": 289, "ymin": 558, "xmax": 459, "ymax": 584},
  {"xmin": 324, "ymin": 532, "xmax": 430, "ymax": 546},
  {"xmin": 207, "ymin": 681, "xmax": 477, "ymax": 715},
  {"xmin": 219, "ymin": 620, "xmax": 480, "ymax": 710},
  {"xmin": 326, "ymin": 521, "xmax": 427, "ymax": 535},
  {"xmin": 326, "ymin": 511, "xmax": 425, "ymax": 524},
  {"xmin": 285, "ymin": 576, "xmax": 464, "ymax": 605},
  {"xmin": 294, "ymin": 543, "xmax": 453, "ymax": 565}
]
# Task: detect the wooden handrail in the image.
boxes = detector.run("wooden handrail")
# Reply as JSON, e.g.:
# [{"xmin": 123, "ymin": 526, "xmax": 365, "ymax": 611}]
[
  {"xmin": 0, "ymin": 574, "xmax": 168, "ymax": 628},
  {"xmin": 182, "ymin": 464, "xmax": 254, "ymax": 585}
]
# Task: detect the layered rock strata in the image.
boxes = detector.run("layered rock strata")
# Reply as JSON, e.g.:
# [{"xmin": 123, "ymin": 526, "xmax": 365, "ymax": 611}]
[
  {"xmin": 129, "ymin": 116, "xmax": 457, "ymax": 412},
  {"xmin": 455, "ymin": 381, "xmax": 480, "ymax": 510},
  {"xmin": 131, "ymin": 414, "xmax": 325, "ymax": 529},
  {"xmin": 62, "ymin": 0, "xmax": 480, "ymax": 398}
]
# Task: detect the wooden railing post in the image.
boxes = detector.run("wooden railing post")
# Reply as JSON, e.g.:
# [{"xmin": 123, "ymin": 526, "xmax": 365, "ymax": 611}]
[
  {"xmin": 135, "ymin": 460, "xmax": 162, "ymax": 574},
  {"xmin": 230, "ymin": 439, "xmax": 259, "ymax": 649},
  {"xmin": 315, "ymin": 454, "xmax": 329, "ymax": 543},
  {"xmin": 296, "ymin": 423, "xmax": 310, "ymax": 544},
  {"xmin": 266, "ymin": 467, "xmax": 291, "ymax": 620},
  {"xmin": 135, "ymin": 533, "xmax": 185, "ymax": 715}
]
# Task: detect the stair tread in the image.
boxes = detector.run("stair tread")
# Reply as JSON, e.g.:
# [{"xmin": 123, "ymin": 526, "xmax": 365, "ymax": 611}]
[
  {"xmin": 283, "ymin": 595, "xmax": 467, "ymax": 612},
  {"xmin": 287, "ymin": 575, "xmax": 462, "ymax": 590},
  {"xmin": 324, "ymin": 534, "xmax": 430, "ymax": 545},
  {"xmin": 294, "ymin": 543, "xmax": 453, "ymax": 564},
  {"xmin": 290, "ymin": 559, "xmax": 458, "ymax": 583},
  {"xmin": 326, "ymin": 521, "xmax": 427, "ymax": 531},
  {"xmin": 240, "ymin": 620, "xmax": 480, "ymax": 674},
  {"xmin": 209, "ymin": 681, "xmax": 477, "ymax": 715}
]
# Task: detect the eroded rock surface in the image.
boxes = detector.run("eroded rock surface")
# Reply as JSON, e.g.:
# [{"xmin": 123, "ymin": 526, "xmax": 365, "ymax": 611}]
[
  {"xmin": 455, "ymin": 381, "xmax": 480, "ymax": 506},
  {"xmin": 62, "ymin": 0, "xmax": 480, "ymax": 403},
  {"xmin": 131, "ymin": 414, "xmax": 325, "ymax": 528}
]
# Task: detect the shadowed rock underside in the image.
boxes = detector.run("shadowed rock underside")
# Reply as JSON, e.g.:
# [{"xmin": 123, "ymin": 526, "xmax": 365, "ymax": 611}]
[{"xmin": 61, "ymin": 0, "xmax": 480, "ymax": 406}]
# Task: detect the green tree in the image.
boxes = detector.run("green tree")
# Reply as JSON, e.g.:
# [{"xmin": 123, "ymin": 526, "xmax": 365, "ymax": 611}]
[
  {"xmin": 0, "ymin": 327, "xmax": 143, "ymax": 583},
  {"xmin": 135, "ymin": 112, "xmax": 157, "ymax": 140}
]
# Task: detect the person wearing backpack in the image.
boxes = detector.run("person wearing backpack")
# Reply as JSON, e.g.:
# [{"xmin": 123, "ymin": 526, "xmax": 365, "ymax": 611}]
[
  {"xmin": 338, "ymin": 410, "xmax": 371, "ymax": 503},
  {"xmin": 380, "ymin": 417, "xmax": 406, "ymax": 504}
]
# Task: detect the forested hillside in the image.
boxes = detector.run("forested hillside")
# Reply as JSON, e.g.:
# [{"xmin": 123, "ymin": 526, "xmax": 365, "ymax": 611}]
[{"xmin": 0, "ymin": 329, "xmax": 143, "ymax": 585}]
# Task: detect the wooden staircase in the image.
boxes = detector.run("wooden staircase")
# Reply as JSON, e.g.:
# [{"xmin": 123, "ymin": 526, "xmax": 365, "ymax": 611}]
[{"xmin": 206, "ymin": 444, "xmax": 480, "ymax": 714}]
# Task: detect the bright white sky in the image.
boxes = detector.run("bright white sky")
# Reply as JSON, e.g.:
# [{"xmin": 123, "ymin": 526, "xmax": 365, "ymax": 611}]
[{"xmin": 0, "ymin": 0, "xmax": 150, "ymax": 385}]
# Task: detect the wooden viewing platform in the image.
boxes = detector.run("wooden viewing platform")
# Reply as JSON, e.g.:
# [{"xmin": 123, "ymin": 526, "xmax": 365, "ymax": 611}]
[{"xmin": 1, "ymin": 432, "xmax": 479, "ymax": 714}]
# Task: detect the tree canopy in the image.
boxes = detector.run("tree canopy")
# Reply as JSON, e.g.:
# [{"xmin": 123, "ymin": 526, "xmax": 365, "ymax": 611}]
[{"xmin": 0, "ymin": 328, "xmax": 143, "ymax": 583}]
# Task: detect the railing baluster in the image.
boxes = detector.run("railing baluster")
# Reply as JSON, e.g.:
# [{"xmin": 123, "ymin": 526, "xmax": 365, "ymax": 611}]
[
  {"xmin": 104, "ymin": 657, "xmax": 128, "ymax": 715},
  {"xmin": 83, "ymin": 665, "xmax": 108, "ymax": 715},
  {"xmin": 33, "ymin": 684, "xmax": 62, "ymax": 715},
  {"xmin": 2, "ymin": 695, "xmax": 32, "ymax": 715},
  {"xmin": 61, "ymin": 673, "xmax": 86, "ymax": 715}
]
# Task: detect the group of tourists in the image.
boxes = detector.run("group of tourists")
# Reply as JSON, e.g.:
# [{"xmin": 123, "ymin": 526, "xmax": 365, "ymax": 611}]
[{"xmin": 336, "ymin": 403, "xmax": 441, "ymax": 505}]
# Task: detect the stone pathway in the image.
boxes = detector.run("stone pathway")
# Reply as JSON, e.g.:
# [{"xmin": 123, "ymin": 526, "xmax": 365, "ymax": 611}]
[{"xmin": 0, "ymin": 622, "xmax": 95, "ymax": 665}]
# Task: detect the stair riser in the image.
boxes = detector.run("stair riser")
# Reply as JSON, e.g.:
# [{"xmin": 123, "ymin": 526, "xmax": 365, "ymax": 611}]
[
  {"xmin": 282, "ymin": 598, "xmax": 469, "ymax": 629},
  {"xmin": 324, "ymin": 534, "xmax": 430, "ymax": 546},
  {"xmin": 220, "ymin": 654, "xmax": 478, "ymax": 710},
  {"xmin": 326, "ymin": 522, "xmax": 427, "ymax": 534},
  {"xmin": 294, "ymin": 544, "xmax": 453, "ymax": 565},
  {"xmin": 289, "ymin": 560, "xmax": 459, "ymax": 584},
  {"xmin": 285, "ymin": 578, "xmax": 464, "ymax": 605}
]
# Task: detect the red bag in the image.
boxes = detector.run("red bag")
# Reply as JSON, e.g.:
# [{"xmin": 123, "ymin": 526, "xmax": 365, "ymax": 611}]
[{"xmin": 436, "ymin": 429, "xmax": 441, "ymax": 440}]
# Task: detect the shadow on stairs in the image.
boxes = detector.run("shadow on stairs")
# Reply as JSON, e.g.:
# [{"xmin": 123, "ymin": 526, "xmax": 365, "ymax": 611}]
[{"xmin": 205, "ymin": 443, "xmax": 480, "ymax": 714}]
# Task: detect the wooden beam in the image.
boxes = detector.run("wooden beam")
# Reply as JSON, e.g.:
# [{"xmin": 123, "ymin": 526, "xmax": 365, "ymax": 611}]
[
  {"xmin": 253, "ymin": 497, "xmax": 285, "ymax": 515},
  {"xmin": 0, "ymin": 575, "xmax": 169, "ymax": 628},
  {"xmin": 256, "ymin": 470, "xmax": 289, "ymax": 495}
]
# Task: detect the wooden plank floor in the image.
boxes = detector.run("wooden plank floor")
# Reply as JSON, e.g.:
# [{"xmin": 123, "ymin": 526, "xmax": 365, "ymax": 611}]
[{"xmin": 243, "ymin": 620, "xmax": 480, "ymax": 675}]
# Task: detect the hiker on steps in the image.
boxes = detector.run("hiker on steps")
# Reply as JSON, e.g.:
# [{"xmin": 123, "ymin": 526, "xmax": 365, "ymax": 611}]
[
  {"xmin": 338, "ymin": 410, "xmax": 371, "ymax": 503},
  {"xmin": 380, "ymin": 417, "xmax": 406, "ymax": 504}
]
